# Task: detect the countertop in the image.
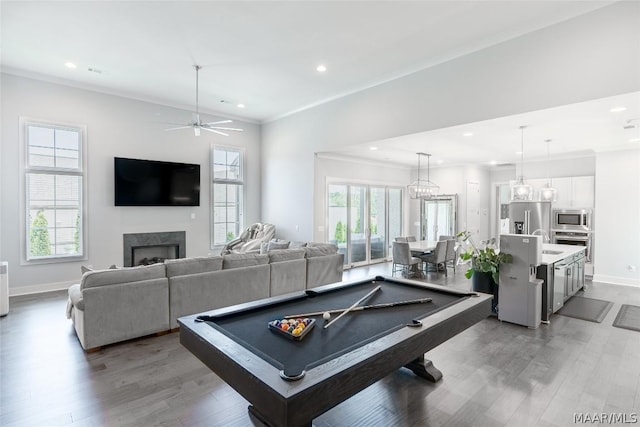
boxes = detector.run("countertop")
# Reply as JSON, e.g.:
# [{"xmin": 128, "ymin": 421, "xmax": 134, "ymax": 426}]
[{"xmin": 540, "ymin": 243, "xmax": 586, "ymax": 265}]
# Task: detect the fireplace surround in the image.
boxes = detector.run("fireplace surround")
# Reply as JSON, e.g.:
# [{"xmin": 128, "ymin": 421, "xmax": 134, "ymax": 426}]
[{"xmin": 123, "ymin": 231, "xmax": 186, "ymax": 267}]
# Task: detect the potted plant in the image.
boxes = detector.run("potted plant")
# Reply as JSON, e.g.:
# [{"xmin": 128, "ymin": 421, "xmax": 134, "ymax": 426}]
[{"xmin": 456, "ymin": 231, "xmax": 512, "ymax": 314}]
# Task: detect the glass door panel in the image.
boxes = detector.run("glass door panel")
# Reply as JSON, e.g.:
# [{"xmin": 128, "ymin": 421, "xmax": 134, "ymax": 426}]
[
  {"xmin": 327, "ymin": 184, "xmax": 403, "ymax": 266},
  {"xmin": 327, "ymin": 184, "xmax": 348, "ymax": 263},
  {"xmin": 349, "ymin": 185, "xmax": 367, "ymax": 264},
  {"xmin": 369, "ymin": 186, "xmax": 386, "ymax": 261}
]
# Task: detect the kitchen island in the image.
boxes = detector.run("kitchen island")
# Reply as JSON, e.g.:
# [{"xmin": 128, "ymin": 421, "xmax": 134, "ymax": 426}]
[{"xmin": 537, "ymin": 243, "xmax": 587, "ymax": 322}]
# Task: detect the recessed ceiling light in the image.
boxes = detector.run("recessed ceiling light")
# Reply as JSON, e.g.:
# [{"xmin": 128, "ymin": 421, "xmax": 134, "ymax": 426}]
[
  {"xmin": 316, "ymin": 64, "xmax": 327, "ymax": 73},
  {"xmin": 630, "ymin": 137, "xmax": 640, "ymax": 143},
  {"xmin": 610, "ymin": 106, "xmax": 627, "ymax": 113},
  {"xmin": 515, "ymin": 151, "xmax": 522, "ymax": 155},
  {"xmin": 369, "ymin": 146, "xmax": 378, "ymax": 151},
  {"xmin": 65, "ymin": 62, "xmax": 77, "ymax": 69},
  {"xmin": 490, "ymin": 160, "xmax": 498, "ymax": 165},
  {"xmin": 436, "ymin": 160, "xmax": 444, "ymax": 164},
  {"xmin": 237, "ymin": 104, "xmax": 245, "ymax": 109},
  {"xmin": 463, "ymin": 132, "xmax": 473, "ymax": 137}
]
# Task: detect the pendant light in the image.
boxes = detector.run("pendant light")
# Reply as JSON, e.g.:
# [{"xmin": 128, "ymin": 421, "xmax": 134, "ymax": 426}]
[
  {"xmin": 511, "ymin": 125, "xmax": 533, "ymax": 200},
  {"xmin": 408, "ymin": 152, "xmax": 439, "ymax": 199},
  {"xmin": 539, "ymin": 139, "xmax": 557, "ymax": 201}
]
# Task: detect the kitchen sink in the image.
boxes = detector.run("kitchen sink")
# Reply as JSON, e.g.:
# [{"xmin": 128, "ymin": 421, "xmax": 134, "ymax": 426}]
[{"xmin": 542, "ymin": 250, "xmax": 563, "ymax": 255}]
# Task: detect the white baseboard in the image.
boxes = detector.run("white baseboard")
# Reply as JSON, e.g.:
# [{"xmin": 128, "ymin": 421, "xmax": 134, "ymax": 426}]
[
  {"xmin": 9, "ymin": 280, "xmax": 74, "ymax": 297},
  {"xmin": 592, "ymin": 274, "xmax": 640, "ymax": 288}
]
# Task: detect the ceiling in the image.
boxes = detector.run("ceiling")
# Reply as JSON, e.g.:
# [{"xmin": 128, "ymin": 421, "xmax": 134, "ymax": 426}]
[{"xmin": 2, "ymin": 1, "xmax": 639, "ymax": 166}]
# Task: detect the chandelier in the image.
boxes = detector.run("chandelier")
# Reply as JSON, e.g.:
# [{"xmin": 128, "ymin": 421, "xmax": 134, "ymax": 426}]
[
  {"xmin": 408, "ymin": 152, "xmax": 439, "ymax": 199},
  {"xmin": 511, "ymin": 126, "xmax": 533, "ymax": 201}
]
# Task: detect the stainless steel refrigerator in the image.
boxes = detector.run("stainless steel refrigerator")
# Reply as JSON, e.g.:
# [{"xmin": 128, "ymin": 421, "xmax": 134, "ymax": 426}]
[{"xmin": 508, "ymin": 201, "xmax": 552, "ymax": 236}]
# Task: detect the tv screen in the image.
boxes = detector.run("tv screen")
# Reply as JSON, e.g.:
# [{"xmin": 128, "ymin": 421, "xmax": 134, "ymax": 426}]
[{"xmin": 114, "ymin": 157, "xmax": 200, "ymax": 206}]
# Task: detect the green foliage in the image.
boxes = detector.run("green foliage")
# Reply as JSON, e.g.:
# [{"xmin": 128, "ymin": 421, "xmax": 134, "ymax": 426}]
[
  {"xmin": 457, "ymin": 231, "xmax": 512, "ymax": 284},
  {"xmin": 226, "ymin": 231, "xmax": 236, "ymax": 242},
  {"xmin": 334, "ymin": 221, "xmax": 347, "ymax": 243},
  {"xmin": 30, "ymin": 210, "xmax": 51, "ymax": 257},
  {"xmin": 353, "ymin": 217, "xmax": 362, "ymax": 233},
  {"xmin": 329, "ymin": 191, "xmax": 346, "ymax": 207},
  {"xmin": 370, "ymin": 222, "xmax": 378, "ymax": 235}
]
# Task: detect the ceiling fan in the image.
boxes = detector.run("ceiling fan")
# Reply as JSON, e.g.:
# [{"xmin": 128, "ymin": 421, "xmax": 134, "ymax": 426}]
[{"xmin": 164, "ymin": 65, "xmax": 243, "ymax": 137}]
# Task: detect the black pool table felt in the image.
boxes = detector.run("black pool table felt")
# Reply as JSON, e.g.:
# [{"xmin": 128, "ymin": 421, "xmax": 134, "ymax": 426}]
[{"xmin": 199, "ymin": 278, "xmax": 473, "ymax": 378}]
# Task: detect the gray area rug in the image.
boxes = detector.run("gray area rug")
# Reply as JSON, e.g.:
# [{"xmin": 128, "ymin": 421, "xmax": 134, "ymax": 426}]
[
  {"xmin": 613, "ymin": 304, "xmax": 640, "ymax": 332},
  {"xmin": 557, "ymin": 296, "xmax": 613, "ymax": 323}
]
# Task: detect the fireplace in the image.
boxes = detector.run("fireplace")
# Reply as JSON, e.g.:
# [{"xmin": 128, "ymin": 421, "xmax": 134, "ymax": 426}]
[{"xmin": 123, "ymin": 231, "xmax": 186, "ymax": 267}]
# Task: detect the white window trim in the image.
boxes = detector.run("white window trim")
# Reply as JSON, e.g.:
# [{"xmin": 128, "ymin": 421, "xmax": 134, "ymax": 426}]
[
  {"xmin": 19, "ymin": 117, "xmax": 88, "ymax": 265},
  {"xmin": 210, "ymin": 144, "xmax": 245, "ymax": 250}
]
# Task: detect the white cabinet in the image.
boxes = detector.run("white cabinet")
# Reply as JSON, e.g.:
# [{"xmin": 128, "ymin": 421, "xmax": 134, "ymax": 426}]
[{"xmin": 551, "ymin": 176, "xmax": 594, "ymax": 208}]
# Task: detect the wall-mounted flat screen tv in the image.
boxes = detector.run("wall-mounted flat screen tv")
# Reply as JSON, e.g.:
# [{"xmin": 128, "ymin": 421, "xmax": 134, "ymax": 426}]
[{"xmin": 114, "ymin": 157, "xmax": 200, "ymax": 206}]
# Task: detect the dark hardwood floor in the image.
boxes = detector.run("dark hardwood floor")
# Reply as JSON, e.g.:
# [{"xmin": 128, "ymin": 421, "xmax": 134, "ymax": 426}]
[{"xmin": 1, "ymin": 264, "xmax": 639, "ymax": 426}]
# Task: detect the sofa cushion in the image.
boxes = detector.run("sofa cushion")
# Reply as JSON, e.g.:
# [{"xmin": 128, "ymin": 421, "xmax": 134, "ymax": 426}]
[
  {"xmin": 165, "ymin": 256, "xmax": 223, "ymax": 277},
  {"xmin": 223, "ymin": 253, "xmax": 269, "ymax": 269},
  {"xmin": 289, "ymin": 241, "xmax": 307, "ymax": 248},
  {"xmin": 260, "ymin": 239, "xmax": 291, "ymax": 254},
  {"xmin": 81, "ymin": 263, "xmax": 166, "ymax": 289},
  {"xmin": 267, "ymin": 248, "xmax": 306, "ymax": 263},
  {"xmin": 305, "ymin": 243, "xmax": 338, "ymax": 258}
]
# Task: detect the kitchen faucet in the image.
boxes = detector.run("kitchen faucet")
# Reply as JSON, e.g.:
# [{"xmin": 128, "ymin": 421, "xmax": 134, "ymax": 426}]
[{"xmin": 531, "ymin": 229, "xmax": 550, "ymax": 243}]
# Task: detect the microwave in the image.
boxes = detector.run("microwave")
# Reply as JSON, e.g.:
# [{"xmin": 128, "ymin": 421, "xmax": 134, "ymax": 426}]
[{"xmin": 552, "ymin": 209, "xmax": 592, "ymax": 231}]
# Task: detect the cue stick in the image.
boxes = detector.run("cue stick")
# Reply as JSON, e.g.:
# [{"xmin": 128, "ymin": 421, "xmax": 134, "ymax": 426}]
[
  {"xmin": 323, "ymin": 285, "xmax": 381, "ymax": 329},
  {"xmin": 283, "ymin": 297, "xmax": 433, "ymax": 319}
]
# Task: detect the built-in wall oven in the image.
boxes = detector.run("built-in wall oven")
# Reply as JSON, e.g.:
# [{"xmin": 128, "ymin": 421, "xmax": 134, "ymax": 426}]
[{"xmin": 552, "ymin": 230, "xmax": 592, "ymax": 263}]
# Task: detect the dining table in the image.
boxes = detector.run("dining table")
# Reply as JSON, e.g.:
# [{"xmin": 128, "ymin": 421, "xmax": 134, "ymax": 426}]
[{"xmin": 408, "ymin": 240, "xmax": 437, "ymax": 255}]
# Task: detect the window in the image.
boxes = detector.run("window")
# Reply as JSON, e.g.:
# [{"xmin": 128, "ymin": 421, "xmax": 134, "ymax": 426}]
[
  {"xmin": 22, "ymin": 119, "xmax": 86, "ymax": 261},
  {"xmin": 211, "ymin": 146, "xmax": 244, "ymax": 247}
]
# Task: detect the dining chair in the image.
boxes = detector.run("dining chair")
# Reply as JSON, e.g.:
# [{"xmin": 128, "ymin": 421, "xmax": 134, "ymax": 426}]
[
  {"xmin": 405, "ymin": 236, "xmax": 417, "ymax": 242},
  {"xmin": 392, "ymin": 241, "xmax": 421, "ymax": 278},
  {"xmin": 419, "ymin": 240, "xmax": 448, "ymax": 276},
  {"xmin": 444, "ymin": 239, "xmax": 456, "ymax": 273},
  {"xmin": 395, "ymin": 237, "xmax": 408, "ymax": 242}
]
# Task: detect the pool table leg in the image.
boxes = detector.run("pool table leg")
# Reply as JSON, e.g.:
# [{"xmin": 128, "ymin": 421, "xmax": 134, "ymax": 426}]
[
  {"xmin": 248, "ymin": 405, "xmax": 313, "ymax": 427},
  {"xmin": 405, "ymin": 355, "xmax": 443, "ymax": 382}
]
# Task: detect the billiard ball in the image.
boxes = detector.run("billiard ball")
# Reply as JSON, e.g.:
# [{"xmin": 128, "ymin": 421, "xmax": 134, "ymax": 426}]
[{"xmin": 322, "ymin": 312, "xmax": 331, "ymax": 320}]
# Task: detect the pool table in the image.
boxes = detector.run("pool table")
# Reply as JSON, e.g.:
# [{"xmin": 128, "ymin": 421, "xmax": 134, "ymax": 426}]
[{"xmin": 179, "ymin": 275, "xmax": 492, "ymax": 427}]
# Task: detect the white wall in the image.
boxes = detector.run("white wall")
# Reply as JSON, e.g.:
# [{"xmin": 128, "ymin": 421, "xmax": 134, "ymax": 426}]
[
  {"xmin": 0, "ymin": 74, "xmax": 261, "ymax": 294},
  {"xmin": 262, "ymin": 2, "xmax": 640, "ymax": 244},
  {"xmin": 593, "ymin": 149, "xmax": 640, "ymax": 287}
]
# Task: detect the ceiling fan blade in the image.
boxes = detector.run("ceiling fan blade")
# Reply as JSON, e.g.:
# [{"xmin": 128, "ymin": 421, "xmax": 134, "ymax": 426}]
[
  {"xmin": 201, "ymin": 119, "xmax": 232, "ymax": 126},
  {"xmin": 201, "ymin": 127, "xmax": 229, "ymax": 136},
  {"xmin": 194, "ymin": 127, "xmax": 201, "ymax": 137},
  {"xmin": 205, "ymin": 126, "xmax": 243, "ymax": 132},
  {"xmin": 165, "ymin": 126, "xmax": 193, "ymax": 131},
  {"xmin": 192, "ymin": 112, "xmax": 201, "ymax": 126}
]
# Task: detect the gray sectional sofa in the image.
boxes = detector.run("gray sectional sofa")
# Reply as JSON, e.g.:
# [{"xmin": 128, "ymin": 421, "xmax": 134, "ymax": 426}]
[{"xmin": 67, "ymin": 243, "xmax": 344, "ymax": 350}]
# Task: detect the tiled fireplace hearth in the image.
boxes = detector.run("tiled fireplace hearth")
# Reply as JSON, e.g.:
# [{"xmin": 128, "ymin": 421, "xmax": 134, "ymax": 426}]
[{"xmin": 123, "ymin": 231, "xmax": 186, "ymax": 267}]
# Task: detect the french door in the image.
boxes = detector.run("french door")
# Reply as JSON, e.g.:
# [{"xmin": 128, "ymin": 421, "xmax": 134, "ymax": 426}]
[
  {"xmin": 327, "ymin": 184, "xmax": 402, "ymax": 267},
  {"xmin": 420, "ymin": 195, "xmax": 457, "ymax": 241}
]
